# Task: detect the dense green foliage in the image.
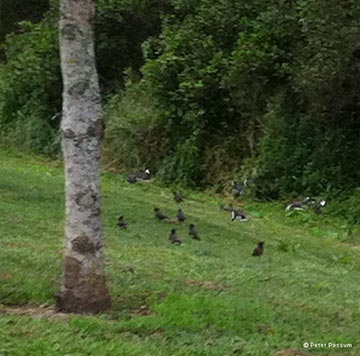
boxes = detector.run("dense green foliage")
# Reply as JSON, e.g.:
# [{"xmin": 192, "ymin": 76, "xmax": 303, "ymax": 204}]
[
  {"xmin": 0, "ymin": 0, "xmax": 49, "ymax": 59},
  {"xmin": 1, "ymin": 151, "xmax": 359, "ymax": 355},
  {"xmin": 0, "ymin": 0, "xmax": 168, "ymax": 154},
  {"xmin": 104, "ymin": 0, "xmax": 360, "ymax": 198},
  {"xmin": 0, "ymin": 16, "xmax": 61, "ymax": 154},
  {"xmin": 1, "ymin": 0, "xmax": 360, "ymax": 200}
]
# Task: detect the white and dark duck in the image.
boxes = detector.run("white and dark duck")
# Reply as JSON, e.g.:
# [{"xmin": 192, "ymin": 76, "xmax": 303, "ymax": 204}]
[
  {"xmin": 189, "ymin": 224, "xmax": 200, "ymax": 240},
  {"xmin": 285, "ymin": 197, "xmax": 315, "ymax": 211},
  {"xmin": 127, "ymin": 168, "xmax": 151, "ymax": 183},
  {"xmin": 314, "ymin": 199, "xmax": 326, "ymax": 214},
  {"xmin": 117, "ymin": 215, "xmax": 128, "ymax": 229},
  {"xmin": 252, "ymin": 241, "xmax": 265, "ymax": 256},
  {"xmin": 169, "ymin": 228, "xmax": 182, "ymax": 245},
  {"xmin": 176, "ymin": 208, "xmax": 186, "ymax": 223},
  {"xmin": 154, "ymin": 207, "xmax": 169, "ymax": 221},
  {"xmin": 231, "ymin": 209, "xmax": 248, "ymax": 222},
  {"xmin": 232, "ymin": 180, "xmax": 248, "ymax": 198},
  {"xmin": 136, "ymin": 169, "xmax": 151, "ymax": 181}
]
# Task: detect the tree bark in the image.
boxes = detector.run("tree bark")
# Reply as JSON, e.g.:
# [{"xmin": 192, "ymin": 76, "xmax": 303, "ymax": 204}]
[{"xmin": 56, "ymin": 0, "xmax": 111, "ymax": 313}]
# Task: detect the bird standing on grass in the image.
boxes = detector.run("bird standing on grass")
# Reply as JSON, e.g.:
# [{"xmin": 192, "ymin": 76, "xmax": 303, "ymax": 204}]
[
  {"xmin": 154, "ymin": 207, "xmax": 169, "ymax": 221},
  {"xmin": 127, "ymin": 169, "xmax": 151, "ymax": 183},
  {"xmin": 232, "ymin": 180, "xmax": 247, "ymax": 198},
  {"xmin": 169, "ymin": 228, "xmax": 182, "ymax": 245},
  {"xmin": 127, "ymin": 174, "xmax": 137, "ymax": 184},
  {"xmin": 189, "ymin": 224, "xmax": 200, "ymax": 240},
  {"xmin": 231, "ymin": 209, "xmax": 248, "ymax": 222},
  {"xmin": 117, "ymin": 215, "xmax": 128, "ymax": 229},
  {"xmin": 174, "ymin": 192, "xmax": 184, "ymax": 203},
  {"xmin": 252, "ymin": 241, "xmax": 265, "ymax": 256},
  {"xmin": 136, "ymin": 169, "xmax": 151, "ymax": 181},
  {"xmin": 285, "ymin": 197, "xmax": 314, "ymax": 211},
  {"xmin": 314, "ymin": 199, "xmax": 326, "ymax": 214},
  {"xmin": 176, "ymin": 208, "xmax": 186, "ymax": 223}
]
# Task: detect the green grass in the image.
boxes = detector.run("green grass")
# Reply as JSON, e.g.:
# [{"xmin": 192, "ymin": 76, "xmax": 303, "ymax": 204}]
[{"xmin": 0, "ymin": 149, "xmax": 359, "ymax": 356}]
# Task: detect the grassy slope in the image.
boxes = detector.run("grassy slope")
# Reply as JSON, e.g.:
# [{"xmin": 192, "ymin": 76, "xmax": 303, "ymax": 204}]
[{"xmin": 0, "ymin": 149, "xmax": 359, "ymax": 356}]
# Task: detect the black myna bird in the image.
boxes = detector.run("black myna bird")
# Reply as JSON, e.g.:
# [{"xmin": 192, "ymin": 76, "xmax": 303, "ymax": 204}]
[
  {"xmin": 117, "ymin": 215, "xmax": 128, "ymax": 229},
  {"xmin": 176, "ymin": 208, "xmax": 186, "ymax": 223},
  {"xmin": 169, "ymin": 228, "xmax": 182, "ymax": 245},
  {"xmin": 252, "ymin": 241, "xmax": 265, "ymax": 256},
  {"xmin": 231, "ymin": 209, "xmax": 248, "ymax": 222},
  {"xmin": 174, "ymin": 191, "xmax": 184, "ymax": 203},
  {"xmin": 127, "ymin": 174, "xmax": 137, "ymax": 184},
  {"xmin": 189, "ymin": 224, "xmax": 200, "ymax": 240},
  {"xmin": 232, "ymin": 180, "xmax": 247, "ymax": 198},
  {"xmin": 154, "ymin": 207, "xmax": 169, "ymax": 221}
]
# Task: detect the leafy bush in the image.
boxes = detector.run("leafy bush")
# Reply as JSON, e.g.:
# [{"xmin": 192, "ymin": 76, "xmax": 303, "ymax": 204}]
[
  {"xmin": 0, "ymin": 0, "xmax": 170, "ymax": 154},
  {"xmin": 111, "ymin": 0, "xmax": 360, "ymax": 195},
  {"xmin": 327, "ymin": 189, "xmax": 360, "ymax": 231},
  {"xmin": 0, "ymin": 17, "xmax": 61, "ymax": 155},
  {"xmin": 103, "ymin": 81, "xmax": 169, "ymax": 173}
]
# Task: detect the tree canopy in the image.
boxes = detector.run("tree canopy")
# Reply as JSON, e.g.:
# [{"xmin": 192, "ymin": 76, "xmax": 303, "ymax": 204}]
[{"xmin": 1, "ymin": 0, "xmax": 360, "ymax": 203}]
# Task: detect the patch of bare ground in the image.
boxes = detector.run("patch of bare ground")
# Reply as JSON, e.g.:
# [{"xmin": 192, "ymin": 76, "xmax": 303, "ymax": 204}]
[
  {"xmin": 0, "ymin": 304, "xmax": 69, "ymax": 321},
  {"xmin": 0, "ymin": 273, "xmax": 13, "ymax": 280},
  {"xmin": 333, "ymin": 240, "xmax": 360, "ymax": 251},
  {"xmin": 0, "ymin": 242, "xmax": 33, "ymax": 248},
  {"xmin": 129, "ymin": 305, "xmax": 154, "ymax": 317},
  {"xmin": 351, "ymin": 244, "xmax": 360, "ymax": 250}
]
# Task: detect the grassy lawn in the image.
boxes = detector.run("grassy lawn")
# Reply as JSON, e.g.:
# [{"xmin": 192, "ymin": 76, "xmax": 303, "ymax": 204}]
[{"xmin": 0, "ymin": 149, "xmax": 359, "ymax": 356}]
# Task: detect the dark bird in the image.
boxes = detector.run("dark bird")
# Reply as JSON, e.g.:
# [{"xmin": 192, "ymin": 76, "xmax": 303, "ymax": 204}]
[
  {"xmin": 174, "ymin": 191, "xmax": 184, "ymax": 203},
  {"xmin": 189, "ymin": 223, "xmax": 200, "ymax": 240},
  {"xmin": 285, "ymin": 197, "xmax": 314, "ymax": 211},
  {"xmin": 154, "ymin": 207, "xmax": 169, "ymax": 221},
  {"xmin": 117, "ymin": 215, "xmax": 128, "ymax": 229},
  {"xmin": 127, "ymin": 174, "xmax": 137, "ymax": 184},
  {"xmin": 314, "ymin": 199, "xmax": 326, "ymax": 214},
  {"xmin": 169, "ymin": 228, "xmax": 182, "ymax": 245},
  {"xmin": 176, "ymin": 208, "xmax": 186, "ymax": 223},
  {"xmin": 136, "ymin": 169, "xmax": 151, "ymax": 181},
  {"xmin": 252, "ymin": 241, "xmax": 265, "ymax": 256},
  {"xmin": 232, "ymin": 180, "xmax": 247, "ymax": 198},
  {"xmin": 231, "ymin": 209, "xmax": 248, "ymax": 222}
]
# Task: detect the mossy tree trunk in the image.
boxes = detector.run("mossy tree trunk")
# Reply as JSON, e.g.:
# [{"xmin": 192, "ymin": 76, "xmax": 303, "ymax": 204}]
[{"xmin": 56, "ymin": 0, "xmax": 111, "ymax": 313}]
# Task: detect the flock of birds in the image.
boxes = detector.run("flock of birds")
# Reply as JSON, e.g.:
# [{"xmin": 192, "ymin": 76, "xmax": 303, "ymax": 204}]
[{"xmin": 119, "ymin": 171, "xmax": 327, "ymax": 257}]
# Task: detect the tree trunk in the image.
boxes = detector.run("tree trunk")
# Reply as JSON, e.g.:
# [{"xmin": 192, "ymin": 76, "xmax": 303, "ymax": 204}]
[{"xmin": 56, "ymin": 0, "xmax": 111, "ymax": 313}]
